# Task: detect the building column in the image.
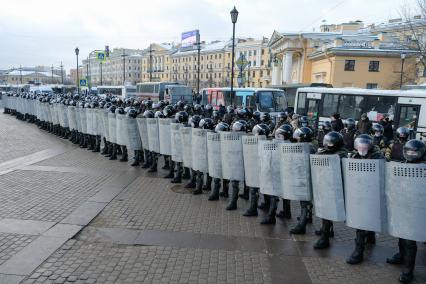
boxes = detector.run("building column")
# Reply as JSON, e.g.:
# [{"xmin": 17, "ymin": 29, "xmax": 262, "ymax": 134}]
[{"xmin": 282, "ymin": 51, "xmax": 293, "ymax": 84}]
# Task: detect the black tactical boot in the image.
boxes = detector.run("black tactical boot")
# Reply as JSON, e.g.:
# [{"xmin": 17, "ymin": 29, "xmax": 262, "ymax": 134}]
[
  {"xmin": 162, "ymin": 156, "xmax": 170, "ymax": 170},
  {"xmin": 365, "ymin": 231, "xmax": 376, "ymax": 245},
  {"xmin": 258, "ymin": 194, "xmax": 271, "ymax": 210},
  {"xmin": 101, "ymin": 141, "xmax": 109, "ymax": 155},
  {"xmin": 164, "ymin": 160, "xmax": 175, "ymax": 178},
  {"xmin": 184, "ymin": 171, "xmax": 196, "ymax": 188},
  {"xmin": 261, "ymin": 197, "xmax": 278, "ymax": 224},
  {"xmin": 220, "ymin": 179, "xmax": 229, "ymax": 198},
  {"xmin": 387, "ymin": 239, "xmax": 404, "ymax": 265},
  {"xmin": 130, "ymin": 150, "xmax": 140, "ymax": 167},
  {"xmin": 203, "ymin": 175, "xmax": 212, "ymax": 191},
  {"xmin": 290, "ymin": 201, "xmax": 310, "ymax": 234},
  {"xmin": 182, "ymin": 167, "xmax": 191, "ymax": 179},
  {"xmin": 87, "ymin": 135, "xmax": 94, "ymax": 150},
  {"xmin": 147, "ymin": 154, "xmax": 157, "ymax": 172},
  {"xmin": 93, "ymin": 136, "xmax": 101, "ymax": 152},
  {"xmin": 208, "ymin": 178, "xmax": 221, "ymax": 201},
  {"xmin": 225, "ymin": 181, "xmax": 239, "ymax": 210},
  {"xmin": 314, "ymin": 220, "xmax": 333, "ymax": 249},
  {"xmin": 346, "ymin": 230, "xmax": 365, "ymax": 264},
  {"xmin": 239, "ymin": 184, "xmax": 250, "ymax": 200},
  {"xmin": 399, "ymin": 240, "xmax": 417, "ymax": 283},
  {"xmin": 116, "ymin": 146, "xmax": 122, "ymax": 155},
  {"xmin": 277, "ymin": 199, "xmax": 292, "ymax": 219},
  {"xmin": 192, "ymin": 172, "xmax": 203, "ymax": 195},
  {"xmin": 109, "ymin": 144, "xmax": 117, "ymax": 160},
  {"xmin": 119, "ymin": 146, "xmax": 128, "ymax": 162},
  {"xmin": 141, "ymin": 150, "xmax": 151, "ymax": 168},
  {"xmin": 171, "ymin": 163, "xmax": 182, "ymax": 183},
  {"xmin": 243, "ymin": 188, "xmax": 259, "ymax": 217}
]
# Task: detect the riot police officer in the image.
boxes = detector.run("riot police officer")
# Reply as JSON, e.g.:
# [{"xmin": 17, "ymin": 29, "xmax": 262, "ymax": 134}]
[
  {"xmin": 208, "ymin": 122, "xmax": 230, "ymax": 201},
  {"xmin": 192, "ymin": 118, "xmax": 214, "ymax": 195},
  {"xmin": 313, "ymin": 131, "xmax": 348, "ymax": 249},
  {"xmin": 346, "ymin": 134, "xmax": 383, "ymax": 265},
  {"xmin": 171, "ymin": 111, "xmax": 189, "ymax": 183},
  {"xmin": 243, "ymin": 123, "xmax": 270, "ymax": 217},
  {"xmin": 371, "ymin": 123, "xmax": 388, "ymax": 151},
  {"xmin": 117, "ymin": 107, "xmax": 129, "ymax": 162},
  {"xmin": 290, "ymin": 127, "xmax": 316, "ymax": 235},
  {"xmin": 385, "ymin": 127, "xmax": 410, "ymax": 161},
  {"xmin": 141, "ymin": 110, "xmax": 155, "ymax": 168},
  {"xmin": 341, "ymin": 118, "xmax": 357, "ymax": 151},
  {"xmin": 184, "ymin": 115, "xmax": 201, "ymax": 189},
  {"xmin": 386, "ymin": 139, "xmax": 425, "ymax": 283},
  {"xmin": 226, "ymin": 120, "xmax": 247, "ymax": 210},
  {"xmin": 316, "ymin": 121, "xmax": 331, "ymax": 148}
]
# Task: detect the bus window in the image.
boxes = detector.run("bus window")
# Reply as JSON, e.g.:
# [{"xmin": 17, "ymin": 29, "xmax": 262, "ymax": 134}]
[
  {"xmin": 273, "ymin": 91, "xmax": 286, "ymax": 112},
  {"xmin": 211, "ymin": 91, "xmax": 218, "ymax": 106},
  {"xmin": 257, "ymin": 91, "xmax": 274, "ymax": 112},
  {"xmin": 246, "ymin": 95, "xmax": 256, "ymax": 111},
  {"xmin": 217, "ymin": 91, "xmax": 225, "ymax": 106},
  {"xmin": 223, "ymin": 91, "xmax": 233, "ymax": 106},
  {"xmin": 322, "ymin": 93, "xmax": 339, "ymax": 117},
  {"xmin": 362, "ymin": 96, "xmax": 397, "ymax": 121},
  {"xmin": 296, "ymin": 92, "xmax": 307, "ymax": 114},
  {"xmin": 201, "ymin": 90, "xmax": 208, "ymax": 105},
  {"xmin": 233, "ymin": 93, "xmax": 244, "ymax": 108},
  {"xmin": 338, "ymin": 95, "xmax": 364, "ymax": 120}
]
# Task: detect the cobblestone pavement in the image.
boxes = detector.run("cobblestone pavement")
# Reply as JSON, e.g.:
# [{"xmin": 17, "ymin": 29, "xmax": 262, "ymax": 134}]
[{"xmin": 0, "ymin": 110, "xmax": 425, "ymax": 284}]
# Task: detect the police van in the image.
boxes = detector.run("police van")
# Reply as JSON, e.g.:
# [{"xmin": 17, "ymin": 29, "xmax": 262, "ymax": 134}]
[
  {"xmin": 201, "ymin": 87, "xmax": 287, "ymax": 116},
  {"xmin": 294, "ymin": 87, "xmax": 426, "ymax": 140}
]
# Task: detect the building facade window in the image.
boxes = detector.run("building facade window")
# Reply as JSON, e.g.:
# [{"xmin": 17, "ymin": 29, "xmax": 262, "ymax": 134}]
[
  {"xmin": 369, "ymin": 61, "xmax": 380, "ymax": 72},
  {"xmin": 366, "ymin": 83, "xmax": 378, "ymax": 89},
  {"xmin": 344, "ymin": 60, "xmax": 355, "ymax": 71}
]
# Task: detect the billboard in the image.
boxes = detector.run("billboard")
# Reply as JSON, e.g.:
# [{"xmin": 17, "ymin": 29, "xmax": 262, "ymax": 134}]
[{"xmin": 181, "ymin": 30, "xmax": 199, "ymax": 48}]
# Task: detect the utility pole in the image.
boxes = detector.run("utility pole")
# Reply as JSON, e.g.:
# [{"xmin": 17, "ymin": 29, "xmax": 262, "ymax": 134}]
[
  {"xmin": 148, "ymin": 44, "xmax": 154, "ymax": 82},
  {"xmin": 51, "ymin": 64, "xmax": 54, "ymax": 83},
  {"xmin": 19, "ymin": 65, "xmax": 22, "ymax": 84},
  {"xmin": 100, "ymin": 62, "xmax": 103, "ymax": 85},
  {"xmin": 122, "ymin": 50, "xmax": 127, "ymax": 85},
  {"xmin": 195, "ymin": 34, "xmax": 201, "ymax": 95},
  {"xmin": 60, "ymin": 62, "xmax": 64, "ymax": 84}
]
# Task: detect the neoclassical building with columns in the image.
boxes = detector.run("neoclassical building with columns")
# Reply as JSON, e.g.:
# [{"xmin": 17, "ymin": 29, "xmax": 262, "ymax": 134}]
[{"xmin": 268, "ymin": 20, "xmax": 420, "ymax": 89}]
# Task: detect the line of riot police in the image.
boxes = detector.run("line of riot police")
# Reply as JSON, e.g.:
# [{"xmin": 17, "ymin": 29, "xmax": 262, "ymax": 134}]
[{"xmin": 2, "ymin": 91, "xmax": 426, "ymax": 284}]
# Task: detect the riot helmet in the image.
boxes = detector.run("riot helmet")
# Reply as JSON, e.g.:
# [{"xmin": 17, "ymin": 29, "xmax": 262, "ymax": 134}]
[
  {"xmin": 215, "ymin": 122, "xmax": 230, "ymax": 132},
  {"xmin": 108, "ymin": 105, "xmax": 116, "ymax": 113},
  {"xmin": 345, "ymin": 118, "xmax": 356, "ymax": 131},
  {"xmin": 175, "ymin": 111, "xmax": 189, "ymax": 124},
  {"xmin": 278, "ymin": 112, "xmax": 288, "ymax": 123},
  {"xmin": 260, "ymin": 112, "xmax": 271, "ymax": 123},
  {"xmin": 162, "ymin": 105, "xmax": 174, "ymax": 118},
  {"xmin": 190, "ymin": 115, "xmax": 201, "ymax": 128},
  {"xmin": 396, "ymin": 127, "xmax": 410, "ymax": 142},
  {"xmin": 199, "ymin": 118, "xmax": 215, "ymax": 130},
  {"xmin": 372, "ymin": 123, "xmax": 384, "ymax": 137},
  {"xmin": 354, "ymin": 134, "xmax": 374, "ymax": 157},
  {"xmin": 322, "ymin": 131, "xmax": 344, "ymax": 151},
  {"xmin": 116, "ymin": 107, "xmax": 125, "ymax": 115},
  {"xmin": 293, "ymin": 127, "xmax": 313, "ymax": 142},
  {"xmin": 155, "ymin": 110, "xmax": 165, "ymax": 118},
  {"xmin": 232, "ymin": 120, "xmax": 247, "ymax": 132},
  {"xmin": 127, "ymin": 108, "xmax": 138, "ymax": 118},
  {"xmin": 275, "ymin": 124, "xmax": 293, "ymax": 141},
  {"xmin": 252, "ymin": 111, "xmax": 261, "ymax": 121},
  {"xmin": 403, "ymin": 139, "xmax": 426, "ymax": 162},
  {"xmin": 299, "ymin": 116, "xmax": 309, "ymax": 127},
  {"xmin": 252, "ymin": 123, "xmax": 270, "ymax": 136},
  {"xmin": 143, "ymin": 110, "xmax": 155, "ymax": 118}
]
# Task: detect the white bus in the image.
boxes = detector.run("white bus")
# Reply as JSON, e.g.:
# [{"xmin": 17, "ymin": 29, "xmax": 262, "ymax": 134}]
[
  {"xmin": 294, "ymin": 87, "xmax": 426, "ymax": 139},
  {"xmin": 135, "ymin": 82, "xmax": 180, "ymax": 101},
  {"xmin": 96, "ymin": 85, "xmax": 136, "ymax": 98}
]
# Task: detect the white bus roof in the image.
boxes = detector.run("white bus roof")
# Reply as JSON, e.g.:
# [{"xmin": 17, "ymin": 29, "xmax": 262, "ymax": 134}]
[
  {"xmin": 200, "ymin": 87, "xmax": 284, "ymax": 92},
  {"xmin": 297, "ymin": 87, "xmax": 426, "ymax": 99},
  {"xmin": 97, "ymin": 85, "xmax": 124, "ymax": 89}
]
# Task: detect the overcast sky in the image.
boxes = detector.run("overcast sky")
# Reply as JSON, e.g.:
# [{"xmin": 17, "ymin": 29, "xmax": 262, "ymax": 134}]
[{"xmin": 0, "ymin": 0, "xmax": 418, "ymax": 72}]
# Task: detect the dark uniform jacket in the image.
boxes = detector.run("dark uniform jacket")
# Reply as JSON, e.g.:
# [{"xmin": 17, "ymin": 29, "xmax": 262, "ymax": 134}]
[{"xmin": 356, "ymin": 118, "xmax": 372, "ymax": 134}]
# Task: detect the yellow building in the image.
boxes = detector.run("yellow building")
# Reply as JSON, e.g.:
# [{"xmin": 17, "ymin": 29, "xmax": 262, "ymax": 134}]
[
  {"xmin": 141, "ymin": 43, "xmax": 174, "ymax": 82},
  {"xmin": 269, "ymin": 21, "xmax": 419, "ymax": 89}
]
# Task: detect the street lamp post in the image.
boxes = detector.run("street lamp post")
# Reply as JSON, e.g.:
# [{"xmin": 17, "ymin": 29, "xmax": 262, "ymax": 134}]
[
  {"xmin": 100, "ymin": 62, "xmax": 103, "ymax": 85},
  {"xmin": 400, "ymin": 53, "xmax": 406, "ymax": 89},
  {"xmin": 75, "ymin": 47, "xmax": 79, "ymax": 94},
  {"xmin": 230, "ymin": 6, "xmax": 239, "ymax": 94}
]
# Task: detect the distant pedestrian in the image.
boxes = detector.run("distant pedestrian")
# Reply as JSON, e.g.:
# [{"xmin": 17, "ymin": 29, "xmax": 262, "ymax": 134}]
[
  {"xmin": 356, "ymin": 113, "xmax": 372, "ymax": 134},
  {"xmin": 330, "ymin": 113, "xmax": 344, "ymax": 132}
]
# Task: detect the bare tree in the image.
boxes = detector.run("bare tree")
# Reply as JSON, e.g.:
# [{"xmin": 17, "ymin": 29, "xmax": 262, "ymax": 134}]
[{"xmin": 400, "ymin": 1, "xmax": 426, "ymax": 74}]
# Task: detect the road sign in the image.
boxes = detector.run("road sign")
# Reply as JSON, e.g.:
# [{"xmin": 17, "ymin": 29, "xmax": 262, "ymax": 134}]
[
  {"xmin": 96, "ymin": 52, "xmax": 106, "ymax": 62},
  {"xmin": 236, "ymin": 54, "xmax": 249, "ymax": 70},
  {"xmin": 79, "ymin": 78, "xmax": 87, "ymax": 87},
  {"xmin": 237, "ymin": 73, "xmax": 246, "ymax": 85}
]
